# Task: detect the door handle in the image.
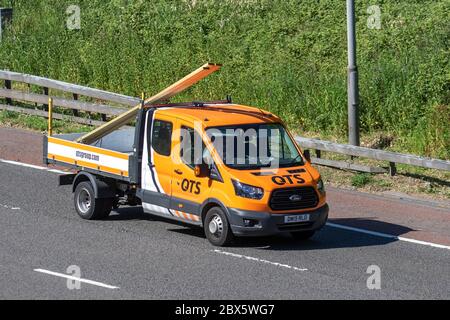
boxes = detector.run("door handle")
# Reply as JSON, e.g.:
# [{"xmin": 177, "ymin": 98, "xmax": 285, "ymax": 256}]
[{"xmin": 174, "ymin": 169, "xmax": 183, "ymax": 175}]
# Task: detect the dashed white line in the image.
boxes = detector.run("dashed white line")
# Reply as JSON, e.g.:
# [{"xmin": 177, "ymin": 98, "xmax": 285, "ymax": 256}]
[
  {"xmin": 0, "ymin": 159, "xmax": 67, "ymax": 174},
  {"xmin": 34, "ymin": 269, "xmax": 119, "ymax": 289},
  {"xmin": 1, "ymin": 203, "xmax": 21, "ymax": 211},
  {"xmin": 213, "ymin": 250, "xmax": 308, "ymax": 272},
  {"xmin": 326, "ymin": 223, "xmax": 450, "ymax": 250}
]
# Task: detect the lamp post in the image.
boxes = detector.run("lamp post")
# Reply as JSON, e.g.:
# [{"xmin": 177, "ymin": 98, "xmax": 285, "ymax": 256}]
[{"xmin": 346, "ymin": 0, "xmax": 360, "ymax": 146}]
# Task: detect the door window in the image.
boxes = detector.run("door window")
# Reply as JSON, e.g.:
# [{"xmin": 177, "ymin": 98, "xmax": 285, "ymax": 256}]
[
  {"xmin": 180, "ymin": 126, "xmax": 204, "ymax": 169},
  {"xmin": 152, "ymin": 120, "xmax": 173, "ymax": 157}
]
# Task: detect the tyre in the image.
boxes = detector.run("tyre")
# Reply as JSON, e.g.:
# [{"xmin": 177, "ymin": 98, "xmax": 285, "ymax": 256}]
[
  {"xmin": 291, "ymin": 230, "xmax": 316, "ymax": 241},
  {"xmin": 74, "ymin": 181, "xmax": 113, "ymax": 220},
  {"xmin": 204, "ymin": 207, "xmax": 234, "ymax": 247}
]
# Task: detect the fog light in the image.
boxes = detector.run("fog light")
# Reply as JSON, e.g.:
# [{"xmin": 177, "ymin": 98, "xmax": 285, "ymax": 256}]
[{"xmin": 243, "ymin": 219, "xmax": 260, "ymax": 228}]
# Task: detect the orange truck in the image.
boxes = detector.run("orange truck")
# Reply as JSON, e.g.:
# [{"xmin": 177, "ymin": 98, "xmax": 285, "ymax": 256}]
[{"xmin": 44, "ymin": 64, "xmax": 328, "ymax": 246}]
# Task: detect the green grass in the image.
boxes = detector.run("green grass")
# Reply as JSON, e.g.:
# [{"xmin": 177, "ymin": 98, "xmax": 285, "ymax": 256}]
[
  {"xmin": 0, "ymin": 110, "xmax": 91, "ymax": 134},
  {"xmin": 0, "ymin": 0, "xmax": 448, "ymax": 159},
  {"xmin": 351, "ymin": 173, "xmax": 374, "ymax": 188}
]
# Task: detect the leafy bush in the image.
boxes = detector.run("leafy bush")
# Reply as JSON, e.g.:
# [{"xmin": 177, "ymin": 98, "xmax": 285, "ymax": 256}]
[{"xmin": 0, "ymin": 0, "xmax": 448, "ymax": 158}]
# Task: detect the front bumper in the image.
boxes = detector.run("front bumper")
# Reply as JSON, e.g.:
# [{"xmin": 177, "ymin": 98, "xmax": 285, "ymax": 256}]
[{"xmin": 227, "ymin": 204, "xmax": 329, "ymax": 237}]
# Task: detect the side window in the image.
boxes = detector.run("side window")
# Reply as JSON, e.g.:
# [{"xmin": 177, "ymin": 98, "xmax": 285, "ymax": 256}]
[
  {"xmin": 180, "ymin": 126, "xmax": 204, "ymax": 169},
  {"xmin": 152, "ymin": 120, "xmax": 173, "ymax": 157}
]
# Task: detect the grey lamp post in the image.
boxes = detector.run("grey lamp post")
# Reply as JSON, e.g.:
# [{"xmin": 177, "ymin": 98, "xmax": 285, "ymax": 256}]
[{"xmin": 346, "ymin": 0, "xmax": 360, "ymax": 146}]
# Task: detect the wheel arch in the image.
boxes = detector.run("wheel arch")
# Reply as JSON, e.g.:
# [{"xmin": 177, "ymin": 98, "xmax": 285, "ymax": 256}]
[
  {"xmin": 200, "ymin": 198, "xmax": 230, "ymax": 223},
  {"xmin": 72, "ymin": 171, "xmax": 115, "ymax": 199}
]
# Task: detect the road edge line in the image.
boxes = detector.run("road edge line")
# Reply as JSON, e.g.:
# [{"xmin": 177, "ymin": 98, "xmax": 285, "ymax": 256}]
[
  {"xmin": 0, "ymin": 159, "xmax": 67, "ymax": 174},
  {"xmin": 326, "ymin": 222, "xmax": 450, "ymax": 250}
]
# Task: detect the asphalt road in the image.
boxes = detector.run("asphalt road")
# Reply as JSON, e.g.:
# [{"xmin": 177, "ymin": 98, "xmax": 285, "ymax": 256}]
[{"xmin": 0, "ymin": 161, "xmax": 449, "ymax": 300}]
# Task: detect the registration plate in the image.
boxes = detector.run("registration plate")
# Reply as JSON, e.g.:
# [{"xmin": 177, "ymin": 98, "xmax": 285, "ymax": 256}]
[{"xmin": 284, "ymin": 214, "xmax": 310, "ymax": 224}]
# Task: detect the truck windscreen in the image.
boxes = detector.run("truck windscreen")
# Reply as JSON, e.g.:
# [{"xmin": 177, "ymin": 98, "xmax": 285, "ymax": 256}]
[{"xmin": 206, "ymin": 123, "xmax": 304, "ymax": 170}]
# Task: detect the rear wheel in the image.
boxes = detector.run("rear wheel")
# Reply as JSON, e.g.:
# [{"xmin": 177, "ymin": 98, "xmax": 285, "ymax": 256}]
[
  {"xmin": 291, "ymin": 230, "xmax": 316, "ymax": 241},
  {"xmin": 204, "ymin": 207, "xmax": 234, "ymax": 247},
  {"xmin": 74, "ymin": 181, "xmax": 113, "ymax": 220}
]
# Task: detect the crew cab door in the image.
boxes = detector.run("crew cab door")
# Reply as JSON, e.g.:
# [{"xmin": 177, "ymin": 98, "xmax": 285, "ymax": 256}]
[
  {"xmin": 170, "ymin": 119, "xmax": 211, "ymax": 220},
  {"xmin": 141, "ymin": 110, "xmax": 175, "ymax": 213}
]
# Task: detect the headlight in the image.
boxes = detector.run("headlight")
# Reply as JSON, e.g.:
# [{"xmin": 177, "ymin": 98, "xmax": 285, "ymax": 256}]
[
  {"xmin": 317, "ymin": 178, "xmax": 326, "ymax": 194},
  {"xmin": 232, "ymin": 180, "xmax": 264, "ymax": 200}
]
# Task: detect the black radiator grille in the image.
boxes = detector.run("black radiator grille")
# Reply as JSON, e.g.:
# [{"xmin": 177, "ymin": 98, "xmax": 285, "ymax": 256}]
[{"xmin": 270, "ymin": 187, "xmax": 319, "ymax": 211}]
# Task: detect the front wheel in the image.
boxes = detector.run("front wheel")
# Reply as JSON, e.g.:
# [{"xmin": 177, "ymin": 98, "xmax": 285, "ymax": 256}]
[
  {"xmin": 204, "ymin": 207, "xmax": 234, "ymax": 247},
  {"xmin": 74, "ymin": 181, "xmax": 113, "ymax": 220},
  {"xmin": 291, "ymin": 230, "xmax": 316, "ymax": 241}
]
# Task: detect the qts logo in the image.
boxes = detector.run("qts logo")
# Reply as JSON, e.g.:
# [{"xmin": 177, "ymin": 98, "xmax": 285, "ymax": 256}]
[
  {"xmin": 271, "ymin": 175, "xmax": 305, "ymax": 186},
  {"xmin": 181, "ymin": 179, "xmax": 201, "ymax": 195}
]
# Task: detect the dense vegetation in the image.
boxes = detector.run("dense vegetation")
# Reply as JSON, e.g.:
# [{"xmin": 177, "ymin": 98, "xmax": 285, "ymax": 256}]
[{"xmin": 0, "ymin": 0, "xmax": 448, "ymax": 158}]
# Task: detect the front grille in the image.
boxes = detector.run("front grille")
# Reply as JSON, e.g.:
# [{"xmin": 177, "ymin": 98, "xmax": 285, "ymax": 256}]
[{"xmin": 269, "ymin": 187, "xmax": 319, "ymax": 211}]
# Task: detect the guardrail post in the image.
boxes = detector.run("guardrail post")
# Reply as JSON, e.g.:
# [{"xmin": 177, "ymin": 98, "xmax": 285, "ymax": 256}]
[
  {"xmin": 304, "ymin": 150, "xmax": 311, "ymax": 163},
  {"xmin": 4, "ymin": 79, "xmax": 12, "ymax": 104},
  {"xmin": 389, "ymin": 162, "xmax": 397, "ymax": 176},
  {"xmin": 72, "ymin": 93, "xmax": 79, "ymax": 116},
  {"xmin": 42, "ymin": 87, "xmax": 49, "ymax": 111},
  {"xmin": 315, "ymin": 150, "xmax": 322, "ymax": 159}
]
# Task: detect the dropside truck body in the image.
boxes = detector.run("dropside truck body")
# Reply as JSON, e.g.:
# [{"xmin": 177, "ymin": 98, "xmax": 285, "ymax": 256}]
[{"xmin": 44, "ymin": 101, "xmax": 328, "ymax": 246}]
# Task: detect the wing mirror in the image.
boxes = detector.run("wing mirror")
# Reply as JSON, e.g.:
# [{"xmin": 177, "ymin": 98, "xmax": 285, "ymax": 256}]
[{"xmin": 194, "ymin": 164, "xmax": 210, "ymax": 178}]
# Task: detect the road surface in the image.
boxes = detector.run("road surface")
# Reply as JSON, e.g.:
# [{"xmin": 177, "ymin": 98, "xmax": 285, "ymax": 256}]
[{"xmin": 0, "ymin": 127, "xmax": 449, "ymax": 299}]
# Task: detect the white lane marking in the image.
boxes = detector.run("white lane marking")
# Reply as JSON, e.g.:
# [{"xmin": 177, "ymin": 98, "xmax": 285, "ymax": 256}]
[
  {"xmin": 34, "ymin": 269, "xmax": 119, "ymax": 289},
  {"xmin": 0, "ymin": 159, "xmax": 67, "ymax": 174},
  {"xmin": 326, "ymin": 223, "xmax": 450, "ymax": 250},
  {"xmin": 1, "ymin": 203, "xmax": 21, "ymax": 211},
  {"xmin": 213, "ymin": 250, "xmax": 308, "ymax": 272}
]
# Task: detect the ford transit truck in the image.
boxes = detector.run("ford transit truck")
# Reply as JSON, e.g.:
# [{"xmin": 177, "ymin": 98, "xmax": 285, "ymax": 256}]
[{"xmin": 44, "ymin": 63, "xmax": 329, "ymax": 246}]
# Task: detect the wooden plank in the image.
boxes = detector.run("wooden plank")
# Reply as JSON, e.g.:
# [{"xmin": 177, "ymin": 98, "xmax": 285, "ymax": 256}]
[
  {"xmin": 0, "ymin": 104, "xmax": 105, "ymax": 126},
  {"xmin": 0, "ymin": 70, "xmax": 140, "ymax": 106},
  {"xmin": 310, "ymin": 157, "xmax": 388, "ymax": 174},
  {"xmin": 146, "ymin": 63, "xmax": 222, "ymax": 102},
  {"xmin": 0, "ymin": 88, "xmax": 127, "ymax": 116},
  {"xmin": 76, "ymin": 63, "xmax": 222, "ymax": 144},
  {"xmin": 296, "ymin": 137, "xmax": 450, "ymax": 171}
]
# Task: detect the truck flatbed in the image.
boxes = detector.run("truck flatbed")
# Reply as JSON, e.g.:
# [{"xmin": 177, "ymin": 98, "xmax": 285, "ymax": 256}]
[{"xmin": 44, "ymin": 128, "xmax": 135, "ymax": 181}]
